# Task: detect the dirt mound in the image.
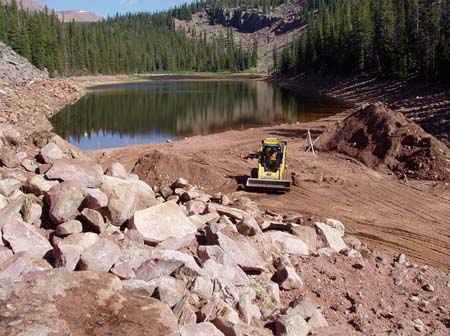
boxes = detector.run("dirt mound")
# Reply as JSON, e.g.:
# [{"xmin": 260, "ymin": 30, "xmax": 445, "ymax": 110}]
[
  {"xmin": 0, "ymin": 42, "xmax": 48, "ymax": 86},
  {"xmin": 132, "ymin": 149, "xmax": 233, "ymax": 191},
  {"xmin": 317, "ymin": 102, "xmax": 450, "ymax": 181}
]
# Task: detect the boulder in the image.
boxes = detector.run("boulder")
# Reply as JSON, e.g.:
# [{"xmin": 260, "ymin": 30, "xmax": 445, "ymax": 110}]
[
  {"xmin": 208, "ymin": 203, "xmax": 246, "ymax": 222},
  {"xmin": 0, "ymin": 196, "xmax": 24, "ymax": 229},
  {"xmin": 78, "ymin": 238, "xmax": 120, "ymax": 271},
  {"xmin": 324, "ymin": 218, "xmax": 345, "ymax": 237},
  {"xmin": 26, "ymin": 174, "xmax": 59, "ymax": 195},
  {"xmin": 110, "ymin": 261, "xmax": 136, "ymax": 280},
  {"xmin": 121, "ymin": 279, "xmax": 156, "ymax": 298},
  {"xmin": 101, "ymin": 176, "xmax": 156, "ymax": 226},
  {"xmin": 264, "ymin": 231, "xmax": 309, "ymax": 256},
  {"xmin": 22, "ymin": 201, "xmax": 42, "ymax": 226},
  {"xmin": 129, "ymin": 202, "xmax": 197, "ymax": 245},
  {"xmin": 83, "ymin": 188, "xmax": 108, "ymax": 210},
  {"xmin": 287, "ymin": 297, "xmax": 318, "ymax": 320},
  {"xmin": 0, "ymin": 246, "xmax": 13, "ymax": 264},
  {"xmin": 276, "ymin": 314, "xmax": 311, "ymax": 336},
  {"xmin": 202, "ymin": 259, "xmax": 249, "ymax": 287},
  {"xmin": 159, "ymin": 185, "xmax": 173, "ymax": 199},
  {"xmin": 216, "ymin": 232, "xmax": 267, "ymax": 272},
  {"xmin": 46, "ymin": 181, "xmax": 86, "ymax": 224},
  {"xmin": 105, "ymin": 162, "xmax": 129, "ymax": 179},
  {"xmin": 150, "ymin": 276, "xmax": 186, "ymax": 307},
  {"xmin": 55, "ymin": 220, "xmax": 83, "ymax": 236},
  {"xmin": 46, "ymin": 159, "xmax": 104, "ymax": 188},
  {"xmin": 135, "ymin": 258, "xmax": 184, "ymax": 281},
  {"xmin": 238, "ymin": 291, "xmax": 262, "ymax": 324},
  {"xmin": 2, "ymin": 219, "xmax": 51, "ymax": 259},
  {"xmin": 292, "ymin": 226, "xmax": 317, "ymax": 252},
  {"xmin": 173, "ymin": 177, "xmax": 189, "ymax": 188},
  {"xmin": 0, "ymin": 124, "xmax": 20, "ymax": 146},
  {"xmin": 21, "ymin": 159, "xmax": 39, "ymax": 173},
  {"xmin": 53, "ymin": 232, "xmax": 99, "ymax": 270},
  {"xmin": 191, "ymin": 275, "xmax": 214, "ymax": 299},
  {"xmin": 180, "ymin": 322, "xmax": 225, "ymax": 336},
  {"xmin": 212, "ymin": 317, "xmax": 241, "ymax": 336},
  {"xmin": 81, "ymin": 208, "xmax": 107, "ymax": 233},
  {"xmin": 274, "ymin": 255, "xmax": 303, "ymax": 290},
  {"xmin": 0, "ymin": 270, "xmax": 180, "ymax": 336},
  {"xmin": 308, "ymin": 310, "xmax": 329, "ymax": 329},
  {"xmin": 0, "ymin": 194, "xmax": 7, "ymax": 210},
  {"xmin": 0, "ymin": 252, "xmax": 31, "ymax": 282},
  {"xmin": 0, "ymin": 148, "xmax": 20, "ymax": 168},
  {"xmin": 315, "ymin": 222, "xmax": 347, "ymax": 252},
  {"xmin": 157, "ymin": 233, "xmax": 196, "ymax": 251},
  {"xmin": 0, "ymin": 178, "xmax": 22, "ymax": 197},
  {"xmin": 39, "ymin": 142, "xmax": 63, "ymax": 164},
  {"xmin": 236, "ymin": 217, "xmax": 262, "ymax": 236}
]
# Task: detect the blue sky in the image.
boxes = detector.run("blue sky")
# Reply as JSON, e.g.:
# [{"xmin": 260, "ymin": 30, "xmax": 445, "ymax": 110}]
[{"xmin": 41, "ymin": 1, "xmax": 189, "ymax": 17}]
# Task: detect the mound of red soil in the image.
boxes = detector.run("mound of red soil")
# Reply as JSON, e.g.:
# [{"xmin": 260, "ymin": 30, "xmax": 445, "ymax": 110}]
[{"xmin": 317, "ymin": 103, "xmax": 450, "ymax": 181}]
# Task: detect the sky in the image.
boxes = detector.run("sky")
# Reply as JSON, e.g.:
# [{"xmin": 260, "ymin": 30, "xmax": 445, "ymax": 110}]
[{"xmin": 41, "ymin": 0, "xmax": 189, "ymax": 17}]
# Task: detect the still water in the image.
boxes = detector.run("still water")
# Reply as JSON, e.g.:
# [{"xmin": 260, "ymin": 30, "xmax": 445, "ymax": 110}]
[{"xmin": 51, "ymin": 80, "xmax": 347, "ymax": 150}]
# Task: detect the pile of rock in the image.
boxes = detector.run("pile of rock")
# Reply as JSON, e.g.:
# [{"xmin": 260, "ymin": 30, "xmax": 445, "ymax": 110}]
[
  {"xmin": 0, "ymin": 41, "xmax": 48, "ymax": 86},
  {"xmin": 0, "ymin": 138, "xmax": 365, "ymax": 335}
]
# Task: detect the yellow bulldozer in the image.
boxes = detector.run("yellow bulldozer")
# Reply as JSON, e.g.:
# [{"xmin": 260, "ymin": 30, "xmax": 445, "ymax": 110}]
[{"xmin": 246, "ymin": 138, "xmax": 292, "ymax": 191}]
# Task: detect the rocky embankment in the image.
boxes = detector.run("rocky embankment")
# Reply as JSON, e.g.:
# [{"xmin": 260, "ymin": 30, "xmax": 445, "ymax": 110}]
[
  {"xmin": 0, "ymin": 41, "xmax": 48, "ymax": 86},
  {"xmin": 0, "ymin": 126, "xmax": 449, "ymax": 335}
]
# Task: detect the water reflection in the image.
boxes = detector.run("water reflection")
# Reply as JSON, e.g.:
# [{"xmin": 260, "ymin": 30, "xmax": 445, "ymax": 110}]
[{"xmin": 51, "ymin": 80, "xmax": 346, "ymax": 150}]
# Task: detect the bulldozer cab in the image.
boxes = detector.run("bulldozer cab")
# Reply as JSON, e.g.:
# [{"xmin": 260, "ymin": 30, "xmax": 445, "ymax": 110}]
[{"xmin": 261, "ymin": 144, "xmax": 283, "ymax": 173}]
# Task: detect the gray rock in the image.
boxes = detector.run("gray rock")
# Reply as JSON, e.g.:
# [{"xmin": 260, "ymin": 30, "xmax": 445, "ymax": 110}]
[
  {"xmin": 135, "ymin": 258, "xmax": 184, "ymax": 281},
  {"xmin": 395, "ymin": 253, "xmax": 406, "ymax": 264},
  {"xmin": 22, "ymin": 199, "xmax": 42, "ymax": 226},
  {"xmin": 0, "ymin": 278, "xmax": 13, "ymax": 301},
  {"xmin": 0, "ymin": 252, "xmax": 31, "ymax": 282},
  {"xmin": 238, "ymin": 291, "xmax": 262, "ymax": 324},
  {"xmin": 276, "ymin": 313, "xmax": 311, "ymax": 336},
  {"xmin": 2, "ymin": 219, "xmax": 51, "ymax": 259},
  {"xmin": 208, "ymin": 203, "xmax": 246, "ymax": 222},
  {"xmin": 180, "ymin": 322, "xmax": 225, "ymax": 336},
  {"xmin": 274, "ymin": 255, "xmax": 303, "ymax": 290},
  {"xmin": 308, "ymin": 310, "xmax": 329, "ymax": 329},
  {"xmin": 78, "ymin": 238, "xmax": 120, "ymax": 271},
  {"xmin": 83, "ymin": 188, "xmax": 108, "ymax": 210},
  {"xmin": 292, "ymin": 226, "xmax": 317, "ymax": 252},
  {"xmin": 129, "ymin": 202, "xmax": 197, "ymax": 245},
  {"xmin": 191, "ymin": 275, "xmax": 214, "ymax": 299},
  {"xmin": 46, "ymin": 159, "xmax": 104, "ymax": 188},
  {"xmin": 46, "ymin": 181, "xmax": 86, "ymax": 224},
  {"xmin": 173, "ymin": 177, "xmax": 189, "ymax": 188},
  {"xmin": 26, "ymin": 174, "xmax": 59, "ymax": 195},
  {"xmin": 150, "ymin": 276, "xmax": 186, "ymax": 307},
  {"xmin": 0, "ymin": 148, "xmax": 20, "ymax": 168},
  {"xmin": 264, "ymin": 231, "xmax": 309, "ymax": 256},
  {"xmin": 55, "ymin": 220, "xmax": 83, "ymax": 236},
  {"xmin": 53, "ymin": 232, "xmax": 99, "ymax": 270},
  {"xmin": 0, "ymin": 178, "xmax": 22, "ymax": 197},
  {"xmin": 101, "ymin": 176, "xmax": 156, "ymax": 226},
  {"xmin": 21, "ymin": 159, "xmax": 39, "ymax": 173},
  {"xmin": 39, "ymin": 142, "xmax": 63, "ymax": 164},
  {"xmin": 121, "ymin": 279, "xmax": 156, "ymax": 298},
  {"xmin": 156, "ymin": 233, "xmax": 196, "ymax": 251},
  {"xmin": 0, "ymin": 194, "xmax": 7, "ymax": 210},
  {"xmin": 344, "ymin": 236, "xmax": 362, "ymax": 251},
  {"xmin": 315, "ymin": 222, "xmax": 347, "ymax": 252},
  {"xmin": 237, "ymin": 217, "xmax": 262, "ymax": 236},
  {"xmin": 105, "ymin": 162, "xmax": 129, "ymax": 179},
  {"xmin": 0, "ymin": 196, "xmax": 24, "ymax": 229},
  {"xmin": 159, "ymin": 185, "xmax": 173, "ymax": 199},
  {"xmin": 287, "ymin": 297, "xmax": 318, "ymax": 319},
  {"xmin": 110, "ymin": 261, "xmax": 136, "ymax": 280},
  {"xmin": 324, "ymin": 218, "xmax": 345, "ymax": 236},
  {"xmin": 0, "ymin": 124, "xmax": 20, "ymax": 145},
  {"xmin": 0, "ymin": 246, "xmax": 13, "ymax": 263},
  {"xmin": 202, "ymin": 259, "xmax": 249, "ymax": 287},
  {"xmin": 81, "ymin": 208, "xmax": 106, "ymax": 233},
  {"xmin": 216, "ymin": 232, "xmax": 267, "ymax": 272}
]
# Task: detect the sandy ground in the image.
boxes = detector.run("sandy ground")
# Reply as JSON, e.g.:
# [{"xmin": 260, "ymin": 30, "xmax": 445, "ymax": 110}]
[{"xmin": 91, "ymin": 112, "xmax": 450, "ymax": 272}]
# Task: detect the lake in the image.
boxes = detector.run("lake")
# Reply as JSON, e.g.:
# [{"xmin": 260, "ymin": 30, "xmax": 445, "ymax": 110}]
[{"xmin": 51, "ymin": 80, "xmax": 348, "ymax": 150}]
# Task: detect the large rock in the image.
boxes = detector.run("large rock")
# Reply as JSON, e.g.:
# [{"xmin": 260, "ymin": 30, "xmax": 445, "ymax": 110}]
[
  {"xmin": 81, "ymin": 208, "xmax": 107, "ymax": 233},
  {"xmin": 292, "ymin": 226, "xmax": 317, "ymax": 252},
  {"xmin": 101, "ymin": 176, "xmax": 156, "ymax": 226},
  {"xmin": 55, "ymin": 220, "xmax": 83, "ymax": 236},
  {"xmin": 39, "ymin": 142, "xmax": 63, "ymax": 164},
  {"xmin": 276, "ymin": 314, "xmax": 311, "ymax": 336},
  {"xmin": 83, "ymin": 188, "xmax": 108, "ymax": 210},
  {"xmin": 0, "ymin": 178, "xmax": 22, "ymax": 197},
  {"xmin": 274, "ymin": 255, "xmax": 303, "ymax": 290},
  {"xmin": 53, "ymin": 232, "xmax": 100, "ymax": 270},
  {"xmin": 264, "ymin": 231, "xmax": 309, "ymax": 256},
  {"xmin": 2, "ymin": 219, "xmax": 51, "ymax": 259},
  {"xmin": 216, "ymin": 232, "xmax": 267, "ymax": 272},
  {"xmin": 45, "ymin": 159, "xmax": 104, "ymax": 188},
  {"xmin": 26, "ymin": 174, "xmax": 59, "ymax": 195},
  {"xmin": 129, "ymin": 202, "xmax": 197, "ymax": 245},
  {"xmin": 105, "ymin": 162, "xmax": 129, "ymax": 179},
  {"xmin": 149, "ymin": 276, "xmax": 186, "ymax": 307},
  {"xmin": 180, "ymin": 322, "xmax": 225, "ymax": 336},
  {"xmin": 315, "ymin": 222, "xmax": 347, "ymax": 252},
  {"xmin": 78, "ymin": 238, "xmax": 120, "ymax": 271},
  {"xmin": 46, "ymin": 181, "xmax": 86, "ymax": 224},
  {"xmin": 0, "ymin": 270, "xmax": 180, "ymax": 335}
]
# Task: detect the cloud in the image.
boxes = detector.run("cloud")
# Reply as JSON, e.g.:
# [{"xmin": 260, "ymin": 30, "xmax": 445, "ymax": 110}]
[{"xmin": 120, "ymin": 0, "xmax": 139, "ymax": 5}]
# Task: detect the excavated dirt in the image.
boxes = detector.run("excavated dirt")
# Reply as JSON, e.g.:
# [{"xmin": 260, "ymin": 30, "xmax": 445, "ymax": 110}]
[
  {"xmin": 92, "ymin": 108, "xmax": 450, "ymax": 271},
  {"xmin": 316, "ymin": 103, "xmax": 450, "ymax": 181}
]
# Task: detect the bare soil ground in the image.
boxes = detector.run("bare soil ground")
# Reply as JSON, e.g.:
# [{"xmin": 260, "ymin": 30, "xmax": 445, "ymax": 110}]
[{"xmin": 91, "ymin": 111, "xmax": 450, "ymax": 271}]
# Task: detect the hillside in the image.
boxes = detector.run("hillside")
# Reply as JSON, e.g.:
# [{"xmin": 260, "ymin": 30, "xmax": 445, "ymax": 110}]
[
  {"xmin": 175, "ymin": 0, "xmax": 306, "ymax": 73},
  {"xmin": 57, "ymin": 10, "xmax": 103, "ymax": 22}
]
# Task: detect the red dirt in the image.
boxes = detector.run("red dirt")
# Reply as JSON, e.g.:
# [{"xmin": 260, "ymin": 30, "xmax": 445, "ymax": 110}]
[
  {"xmin": 91, "ymin": 110, "xmax": 450, "ymax": 271},
  {"xmin": 317, "ymin": 102, "xmax": 450, "ymax": 181}
]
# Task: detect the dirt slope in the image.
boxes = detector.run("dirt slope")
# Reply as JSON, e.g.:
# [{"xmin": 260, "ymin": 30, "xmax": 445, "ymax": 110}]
[
  {"xmin": 91, "ymin": 110, "xmax": 450, "ymax": 271},
  {"xmin": 317, "ymin": 103, "xmax": 450, "ymax": 181}
]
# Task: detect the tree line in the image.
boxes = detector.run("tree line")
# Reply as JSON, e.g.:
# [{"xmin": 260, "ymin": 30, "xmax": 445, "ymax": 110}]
[
  {"xmin": 0, "ymin": 0, "xmax": 256, "ymax": 76},
  {"xmin": 276, "ymin": 0, "xmax": 450, "ymax": 81}
]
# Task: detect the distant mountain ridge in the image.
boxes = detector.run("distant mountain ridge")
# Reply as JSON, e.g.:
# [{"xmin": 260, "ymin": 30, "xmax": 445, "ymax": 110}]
[{"xmin": 1, "ymin": 0, "xmax": 103, "ymax": 22}]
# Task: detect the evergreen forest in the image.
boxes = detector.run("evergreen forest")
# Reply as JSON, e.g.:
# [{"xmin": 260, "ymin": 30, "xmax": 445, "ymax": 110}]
[
  {"xmin": 0, "ymin": 0, "xmax": 261, "ymax": 76},
  {"xmin": 276, "ymin": 0, "xmax": 450, "ymax": 81}
]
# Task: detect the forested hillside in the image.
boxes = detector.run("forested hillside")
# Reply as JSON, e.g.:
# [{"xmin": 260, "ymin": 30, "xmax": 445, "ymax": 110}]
[
  {"xmin": 276, "ymin": 0, "xmax": 450, "ymax": 81},
  {"xmin": 0, "ymin": 0, "xmax": 257, "ymax": 76}
]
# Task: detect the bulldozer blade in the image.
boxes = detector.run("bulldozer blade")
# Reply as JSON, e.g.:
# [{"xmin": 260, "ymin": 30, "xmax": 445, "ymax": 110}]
[{"xmin": 245, "ymin": 178, "xmax": 292, "ymax": 191}]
